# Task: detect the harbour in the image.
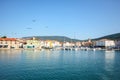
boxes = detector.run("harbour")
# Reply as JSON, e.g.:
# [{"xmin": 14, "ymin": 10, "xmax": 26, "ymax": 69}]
[
  {"xmin": 0, "ymin": 49, "xmax": 120, "ymax": 80},
  {"xmin": 0, "ymin": 0, "xmax": 120, "ymax": 80}
]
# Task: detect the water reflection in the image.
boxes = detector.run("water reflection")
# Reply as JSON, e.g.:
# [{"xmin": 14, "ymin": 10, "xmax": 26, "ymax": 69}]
[
  {"xmin": 22, "ymin": 50, "xmax": 41, "ymax": 60},
  {"xmin": 20, "ymin": 50, "xmax": 62, "ymax": 62},
  {"xmin": 0, "ymin": 50, "xmax": 22, "ymax": 61},
  {"xmin": 105, "ymin": 51, "xmax": 115, "ymax": 70},
  {"xmin": 103, "ymin": 51, "xmax": 115, "ymax": 79},
  {"xmin": 105, "ymin": 51, "xmax": 115, "ymax": 60},
  {"xmin": 0, "ymin": 50, "xmax": 120, "ymax": 80}
]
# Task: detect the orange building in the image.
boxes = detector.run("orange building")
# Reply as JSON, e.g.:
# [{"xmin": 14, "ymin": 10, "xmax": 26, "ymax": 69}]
[{"xmin": 0, "ymin": 38, "xmax": 20, "ymax": 49}]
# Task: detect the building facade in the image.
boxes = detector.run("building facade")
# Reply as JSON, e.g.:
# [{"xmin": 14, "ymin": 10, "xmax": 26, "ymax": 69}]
[
  {"xmin": 24, "ymin": 37, "xmax": 41, "ymax": 49},
  {"xmin": 115, "ymin": 40, "xmax": 120, "ymax": 48},
  {"xmin": 43, "ymin": 40, "xmax": 61, "ymax": 48},
  {"xmin": 95, "ymin": 39, "xmax": 115, "ymax": 48},
  {"xmin": 0, "ymin": 38, "xmax": 20, "ymax": 49}
]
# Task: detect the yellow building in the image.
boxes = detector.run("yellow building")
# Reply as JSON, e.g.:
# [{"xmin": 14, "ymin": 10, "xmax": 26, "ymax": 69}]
[
  {"xmin": 44, "ymin": 40, "xmax": 53, "ymax": 48},
  {"xmin": 24, "ymin": 37, "xmax": 41, "ymax": 49},
  {"xmin": 44, "ymin": 40, "xmax": 61, "ymax": 48}
]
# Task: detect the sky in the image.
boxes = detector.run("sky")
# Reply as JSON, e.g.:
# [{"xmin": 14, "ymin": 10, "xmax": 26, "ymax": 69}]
[{"xmin": 0, "ymin": 0, "xmax": 120, "ymax": 40}]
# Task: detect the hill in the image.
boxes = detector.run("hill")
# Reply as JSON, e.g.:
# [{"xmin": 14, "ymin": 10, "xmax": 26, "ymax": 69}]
[
  {"xmin": 22, "ymin": 36, "xmax": 81, "ymax": 42},
  {"xmin": 22, "ymin": 33, "xmax": 120, "ymax": 42},
  {"xmin": 94, "ymin": 33, "xmax": 120, "ymax": 40}
]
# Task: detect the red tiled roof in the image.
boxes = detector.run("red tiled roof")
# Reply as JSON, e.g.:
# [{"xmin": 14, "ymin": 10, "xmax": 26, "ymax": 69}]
[{"xmin": 0, "ymin": 38, "xmax": 17, "ymax": 41}]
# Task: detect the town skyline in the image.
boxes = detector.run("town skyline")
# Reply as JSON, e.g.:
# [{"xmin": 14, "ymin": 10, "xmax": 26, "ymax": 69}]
[{"xmin": 0, "ymin": 0, "xmax": 120, "ymax": 39}]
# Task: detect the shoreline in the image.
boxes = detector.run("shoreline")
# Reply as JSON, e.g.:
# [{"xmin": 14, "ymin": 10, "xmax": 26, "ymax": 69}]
[{"xmin": 0, "ymin": 48, "xmax": 120, "ymax": 51}]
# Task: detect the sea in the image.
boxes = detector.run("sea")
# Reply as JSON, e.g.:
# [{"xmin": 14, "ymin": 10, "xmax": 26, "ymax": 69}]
[{"xmin": 0, "ymin": 49, "xmax": 120, "ymax": 80}]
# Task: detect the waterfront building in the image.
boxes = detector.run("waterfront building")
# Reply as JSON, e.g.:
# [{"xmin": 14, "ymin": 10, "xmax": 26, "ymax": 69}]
[
  {"xmin": 17, "ymin": 38, "xmax": 26, "ymax": 48},
  {"xmin": 40, "ymin": 40, "xmax": 45, "ymax": 47},
  {"xmin": 52, "ymin": 40, "xmax": 61, "ymax": 47},
  {"xmin": 63, "ymin": 42, "xmax": 74, "ymax": 47},
  {"xmin": 0, "ymin": 38, "xmax": 20, "ymax": 49},
  {"xmin": 43, "ymin": 40, "xmax": 53, "ymax": 48},
  {"xmin": 81, "ymin": 39, "xmax": 92, "ymax": 47},
  {"xmin": 75, "ymin": 42, "xmax": 81, "ymax": 47},
  {"xmin": 43, "ymin": 40, "xmax": 61, "ymax": 48},
  {"xmin": 24, "ymin": 37, "xmax": 41, "ymax": 49},
  {"xmin": 115, "ymin": 40, "xmax": 120, "ymax": 48},
  {"xmin": 95, "ymin": 39, "xmax": 115, "ymax": 48}
]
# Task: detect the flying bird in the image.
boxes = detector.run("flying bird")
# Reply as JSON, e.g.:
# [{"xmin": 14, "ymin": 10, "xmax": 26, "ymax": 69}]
[{"xmin": 26, "ymin": 28, "xmax": 32, "ymax": 29}]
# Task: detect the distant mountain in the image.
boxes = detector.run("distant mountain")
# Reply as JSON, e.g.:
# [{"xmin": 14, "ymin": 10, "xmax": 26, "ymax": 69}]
[
  {"xmin": 94, "ymin": 33, "xmax": 120, "ymax": 40},
  {"xmin": 22, "ymin": 36, "xmax": 81, "ymax": 42},
  {"xmin": 22, "ymin": 33, "xmax": 120, "ymax": 42}
]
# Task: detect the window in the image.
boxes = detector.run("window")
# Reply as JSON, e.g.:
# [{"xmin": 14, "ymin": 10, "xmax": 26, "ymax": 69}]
[
  {"xmin": 3, "ymin": 45, "xmax": 8, "ymax": 48},
  {"xmin": 10, "ymin": 41, "xmax": 12, "ymax": 44},
  {"xmin": 15, "ymin": 41, "xmax": 16, "ymax": 44},
  {"xmin": 0, "ymin": 45, "xmax": 2, "ymax": 48},
  {"xmin": 1, "ymin": 41, "xmax": 3, "ymax": 44}
]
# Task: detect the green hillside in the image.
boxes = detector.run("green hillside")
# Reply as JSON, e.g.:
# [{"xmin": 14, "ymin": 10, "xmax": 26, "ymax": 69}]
[
  {"xmin": 23, "ymin": 33, "xmax": 120, "ymax": 42},
  {"xmin": 94, "ymin": 33, "xmax": 120, "ymax": 40}
]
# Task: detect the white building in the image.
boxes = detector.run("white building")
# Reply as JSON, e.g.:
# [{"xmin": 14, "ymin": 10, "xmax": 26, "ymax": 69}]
[
  {"xmin": 23, "ymin": 37, "xmax": 41, "ymax": 49},
  {"xmin": 63, "ymin": 42, "xmax": 75, "ymax": 47},
  {"xmin": 76, "ymin": 42, "xmax": 81, "ymax": 47},
  {"xmin": 0, "ymin": 38, "xmax": 20, "ymax": 49},
  {"xmin": 115, "ymin": 40, "xmax": 120, "ymax": 47},
  {"xmin": 96, "ymin": 39, "xmax": 115, "ymax": 47},
  {"xmin": 43, "ymin": 40, "xmax": 61, "ymax": 48},
  {"xmin": 52, "ymin": 40, "xmax": 61, "ymax": 47}
]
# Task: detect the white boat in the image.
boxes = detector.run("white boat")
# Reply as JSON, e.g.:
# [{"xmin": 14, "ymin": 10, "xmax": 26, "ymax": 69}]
[{"xmin": 92, "ymin": 48, "xmax": 96, "ymax": 51}]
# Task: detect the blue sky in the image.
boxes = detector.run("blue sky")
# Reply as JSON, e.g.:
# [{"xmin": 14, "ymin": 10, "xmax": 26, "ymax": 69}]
[{"xmin": 0, "ymin": 0, "xmax": 120, "ymax": 40}]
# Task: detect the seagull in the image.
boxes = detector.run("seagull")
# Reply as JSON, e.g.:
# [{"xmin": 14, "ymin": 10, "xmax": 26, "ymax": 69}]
[{"xmin": 26, "ymin": 28, "xmax": 32, "ymax": 29}]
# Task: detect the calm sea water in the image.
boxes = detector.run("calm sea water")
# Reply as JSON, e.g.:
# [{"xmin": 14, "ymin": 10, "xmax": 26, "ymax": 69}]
[{"xmin": 0, "ymin": 50, "xmax": 120, "ymax": 80}]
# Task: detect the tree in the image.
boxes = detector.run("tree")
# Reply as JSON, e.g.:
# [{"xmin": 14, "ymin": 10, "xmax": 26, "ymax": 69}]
[{"xmin": 1, "ymin": 36, "xmax": 7, "ymax": 38}]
